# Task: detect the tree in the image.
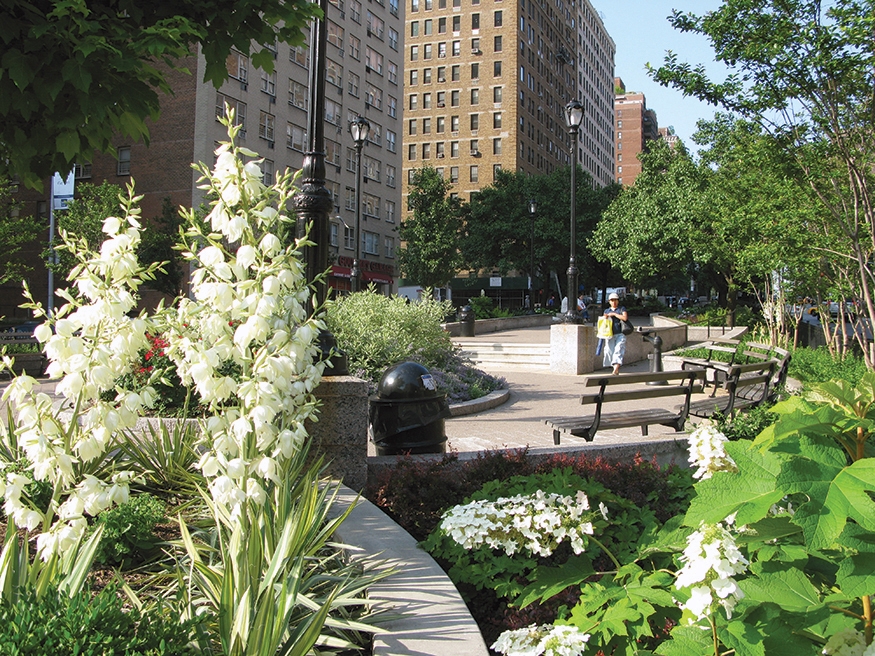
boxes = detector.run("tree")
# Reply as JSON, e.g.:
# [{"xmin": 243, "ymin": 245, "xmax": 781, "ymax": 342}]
[
  {"xmin": 397, "ymin": 166, "xmax": 465, "ymax": 289},
  {"xmin": 138, "ymin": 197, "xmax": 185, "ymax": 297},
  {"xmin": 0, "ymin": 179, "xmax": 41, "ymax": 285},
  {"xmin": 649, "ymin": 0, "xmax": 875, "ymax": 363},
  {"xmin": 46, "ymin": 181, "xmax": 125, "ymax": 283},
  {"xmin": 461, "ymin": 167, "xmax": 620, "ymax": 298},
  {"xmin": 1, "ymin": 0, "xmax": 319, "ymax": 189},
  {"xmin": 590, "ymin": 139, "xmax": 704, "ymax": 293}
]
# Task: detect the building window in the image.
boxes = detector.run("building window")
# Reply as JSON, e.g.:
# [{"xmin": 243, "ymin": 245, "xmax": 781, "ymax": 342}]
[
  {"xmin": 365, "ymin": 83, "xmax": 383, "ymax": 109},
  {"xmin": 328, "ymin": 22, "xmax": 344, "ymax": 49},
  {"xmin": 385, "ymin": 236, "xmax": 395, "ymax": 257},
  {"xmin": 363, "ymin": 156, "xmax": 381, "ymax": 181},
  {"xmin": 471, "ymin": 63, "xmax": 479, "ymax": 79},
  {"xmin": 424, "ymin": 43, "xmax": 433, "ymax": 59},
  {"xmin": 410, "ymin": 45, "xmax": 419, "ymax": 61},
  {"xmin": 345, "ymin": 186, "xmax": 355, "ymax": 211},
  {"xmin": 493, "ymin": 10, "xmax": 502, "ymax": 26},
  {"xmin": 408, "ymin": 144, "xmax": 417, "ymax": 160},
  {"xmin": 493, "ymin": 163, "xmax": 501, "ymax": 177},
  {"xmin": 388, "ymin": 61, "xmax": 398, "ymax": 84},
  {"xmin": 344, "ymin": 225, "xmax": 355, "ymax": 249},
  {"xmin": 364, "ymin": 231, "xmax": 379, "ymax": 255},
  {"xmin": 493, "ymin": 86, "xmax": 502, "ymax": 103},
  {"xmin": 261, "ymin": 159, "xmax": 274, "ymax": 185},
  {"xmin": 470, "ymin": 165, "xmax": 478, "ymax": 182},
  {"xmin": 409, "ymin": 94, "xmax": 418, "ymax": 110},
  {"xmin": 452, "ymin": 40, "xmax": 461, "ymax": 56},
  {"xmin": 439, "ymin": 16, "xmax": 447, "ymax": 32},
  {"xmin": 326, "ymin": 60, "xmax": 343, "ymax": 88},
  {"xmin": 424, "ymin": 18, "xmax": 433, "ymax": 35},
  {"xmin": 389, "ymin": 27, "xmax": 399, "ymax": 49},
  {"xmin": 471, "ymin": 88, "xmax": 479, "ymax": 104},
  {"xmin": 367, "ymin": 122, "xmax": 382, "ymax": 145},
  {"xmin": 287, "ymin": 123, "xmax": 307, "ymax": 150},
  {"xmin": 290, "ymin": 43, "xmax": 308, "ymax": 68},
  {"xmin": 388, "ymin": 95, "xmax": 397, "ymax": 117},
  {"xmin": 450, "ymin": 166, "xmax": 459, "ymax": 182},
  {"xmin": 423, "ymin": 92, "xmax": 431, "ymax": 109},
  {"xmin": 410, "ymin": 70, "xmax": 418, "ymax": 86},
  {"xmin": 259, "ymin": 111, "xmax": 275, "ymax": 141},
  {"xmin": 216, "ymin": 94, "xmax": 247, "ymax": 135},
  {"xmin": 351, "ymin": 0, "xmax": 362, "ymax": 20},
  {"xmin": 470, "ymin": 139, "xmax": 479, "ymax": 154},
  {"xmin": 385, "ymin": 201, "xmax": 396, "ymax": 223},
  {"xmin": 471, "ymin": 13, "xmax": 480, "ymax": 29},
  {"xmin": 325, "ymin": 138, "xmax": 341, "ymax": 166},
  {"xmin": 437, "ymin": 116, "xmax": 445, "ymax": 132},
  {"xmin": 387, "ymin": 130, "xmax": 396, "ymax": 152},
  {"xmin": 346, "ymin": 148, "xmax": 357, "ymax": 172},
  {"xmin": 451, "ymin": 140, "xmax": 459, "ymax": 157},
  {"xmin": 451, "ymin": 65, "xmax": 460, "ymax": 81},
  {"xmin": 325, "ymin": 99, "xmax": 342, "ymax": 125},
  {"xmin": 116, "ymin": 147, "xmax": 131, "ymax": 175},
  {"xmin": 409, "ymin": 119, "xmax": 417, "ymax": 135},
  {"xmin": 74, "ymin": 162, "xmax": 92, "ymax": 179},
  {"xmin": 494, "ymin": 61, "xmax": 502, "ymax": 76},
  {"xmin": 470, "ymin": 114, "xmax": 479, "ymax": 130},
  {"xmin": 451, "ymin": 115, "xmax": 460, "ymax": 131},
  {"xmin": 493, "ymin": 137, "xmax": 501, "ymax": 155},
  {"xmin": 422, "ymin": 117, "xmax": 431, "ymax": 134},
  {"xmin": 452, "ymin": 15, "xmax": 461, "ymax": 32},
  {"xmin": 330, "ymin": 223, "xmax": 339, "ymax": 247},
  {"xmin": 367, "ymin": 11, "xmax": 385, "ymax": 39},
  {"xmin": 494, "ymin": 35, "xmax": 502, "ymax": 52},
  {"xmin": 386, "ymin": 165, "xmax": 396, "ymax": 187},
  {"xmin": 423, "ymin": 68, "xmax": 432, "ymax": 84},
  {"xmin": 261, "ymin": 70, "xmax": 277, "ymax": 96},
  {"xmin": 349, "ymin": 35, "xmax": 361, "ymax": 59},
  {"xmin": 366, "ymin": 47, "xmax": 384, "ymax": 74},
  {"xmin": 451, "ymin": 90, "xmax": 460, "ymax": 106},
  {"xmin": 389, "ymin": 0, "xmax": 399, "ymax": 15},
  {"xmin": 227, "ymin": 51, "xmax": 248, "ymax": 82},
  {"xmin": 436, "ymin": 141, "xmax": 445, "ymax": 158},
  {"xmin": 422, "ymin": 143, "xmax": 431, "ymax": 159},
  {"xmin": 437, "ymin": 90, "xmax": 445, "ymax": 106}
]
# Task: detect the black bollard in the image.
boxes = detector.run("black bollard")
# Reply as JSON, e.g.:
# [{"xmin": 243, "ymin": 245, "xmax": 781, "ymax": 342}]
[{"xmin": 639, "ymin": 329, "xmax": 666, "ymax": 385}]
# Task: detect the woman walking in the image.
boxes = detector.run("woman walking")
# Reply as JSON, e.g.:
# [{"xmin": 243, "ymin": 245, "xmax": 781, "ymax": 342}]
[{"xmin": 603, "ymin": 292, "xmax": 628, "ymax": 375}]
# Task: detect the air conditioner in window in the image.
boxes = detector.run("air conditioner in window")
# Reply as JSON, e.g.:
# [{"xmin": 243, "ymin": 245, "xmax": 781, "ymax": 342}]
[
  {"xmin": 438, "ymin": 53, "xmax": 446, "ymax": 58},
  {"xmin": 472, "ymin": 48, "xmax": 482, "ymax": 55},
  {"xmin": 437, "ymin": 152, "xmax": 444, "ymax": 158},
  {"xmin": 437, "ymin": 76, "xmax": 445, "ymax": 82},
  {"xmin": 437, "ymin": 102, "xmax": 445, "ymax": 107}
]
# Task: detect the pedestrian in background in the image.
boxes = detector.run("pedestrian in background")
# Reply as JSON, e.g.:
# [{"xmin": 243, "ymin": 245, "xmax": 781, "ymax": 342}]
[{"xmin": 603, "ymin": 292, "xmax": 627, "ymax": 375}]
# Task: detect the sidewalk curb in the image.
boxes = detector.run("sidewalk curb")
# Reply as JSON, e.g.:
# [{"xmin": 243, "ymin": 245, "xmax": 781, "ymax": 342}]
[{"xmin": 448, "ymin": 388, "xmax": 510, "ymax": 417}]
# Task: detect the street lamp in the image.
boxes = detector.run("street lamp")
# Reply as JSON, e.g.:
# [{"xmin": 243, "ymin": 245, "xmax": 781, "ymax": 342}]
[
  {"xmin": 563, "ymin": 99, "xmax": 584, "ymax": 324},
  {"xmin": 528, "ymin": 199, "xmax": 537, "ymax": 313},
  {"xmin": 349, "ymin": 116, "xmax": 370, "ymax": 292}
]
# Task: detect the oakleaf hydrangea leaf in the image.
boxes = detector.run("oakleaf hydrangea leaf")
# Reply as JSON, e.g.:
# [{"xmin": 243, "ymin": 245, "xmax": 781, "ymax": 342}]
[
  {"xmin": 836, "ymin": 553, "xmax": 875, "ymax": 598},
  {"xmin": 740, "ymin": 568, "xmax": 821, "ymax": 613}
]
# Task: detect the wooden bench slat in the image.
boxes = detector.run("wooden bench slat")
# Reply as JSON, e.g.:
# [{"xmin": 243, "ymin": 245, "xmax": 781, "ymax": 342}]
[
  {"xmin": 582, "ymin": 384, "xmax": 704, "ymax": 404},
  {"xmin": 582, "ymin": 369, "xmax": 705, "ymax": 387}
]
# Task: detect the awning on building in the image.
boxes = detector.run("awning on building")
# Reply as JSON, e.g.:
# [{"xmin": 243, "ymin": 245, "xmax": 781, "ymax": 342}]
[
  {"xmin": 331, "ymin": 266, "xmax": 352, "ymax": 278},
  {"xmin": 363, "ymin": 272, "xmax": 393, "ymax": 284}
]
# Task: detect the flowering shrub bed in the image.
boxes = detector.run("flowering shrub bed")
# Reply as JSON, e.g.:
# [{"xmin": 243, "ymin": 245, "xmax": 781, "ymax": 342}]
[{"xmin": 0, "ymin": 118, "xmax": 385, "ymax": 655}]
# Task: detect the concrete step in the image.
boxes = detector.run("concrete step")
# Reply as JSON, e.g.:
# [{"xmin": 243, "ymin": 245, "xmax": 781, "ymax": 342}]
[{"xmin": 457, "ymin": 342, "xmax": 551, "ymax": 370}]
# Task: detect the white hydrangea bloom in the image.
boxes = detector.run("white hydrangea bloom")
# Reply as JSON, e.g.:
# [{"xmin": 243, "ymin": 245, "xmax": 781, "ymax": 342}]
[
  {"xmin": 822, "ymin": 629, "xmax": 866, "ymax": 656},
  {"xmin": 675, "ymin": 522, "xmax": 748, "ymax": 621},
  {"xmin": 687, "ymin": 422, "xmax": 737, "ymax": 479},
  {"xmin": 492, "ymin": 624, "xmax": 590, "ymax": 656},
  {"xmin": 440, "ymin": 490, "xmax": 595, "ymax": 557}
]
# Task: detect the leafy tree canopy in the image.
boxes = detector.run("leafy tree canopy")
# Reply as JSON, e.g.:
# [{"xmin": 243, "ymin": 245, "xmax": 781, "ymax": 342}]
[
  {"xmin": 1, "ymin": 0, "xmax": 320, "ymax": 189},
  {"xmin": 461, "ymin": 167, "xmax": 620, "ymax": 297},
  {"xmin": 0, "ymin": 179, "xmax": 41, "ymax": 285},
  {"xmin": 397, "ymin": 166, "xmax": 465, "ymax": 289}
]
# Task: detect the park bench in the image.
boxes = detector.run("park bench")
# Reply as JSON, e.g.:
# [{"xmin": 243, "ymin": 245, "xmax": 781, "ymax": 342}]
[
  {"xmin": 679, "ymin": 340, "xmax": 741, "ymax": 395},
  {"xmin": 680, "ymin": 340, "xmax": 790, "ymax": 402},
  {"xmin": 0, "ymin": 334, "xmax": 46, "ymax": 378},
  {"xmin": 545, "ymin": 368, "xmax": 707, "ymax": 444},
  {"xmin": 689, "ymin": 360, "xmax": 775, "ymax": 419}
]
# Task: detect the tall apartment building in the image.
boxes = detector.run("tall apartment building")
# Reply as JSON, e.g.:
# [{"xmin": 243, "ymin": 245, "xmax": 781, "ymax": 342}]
[
  {"xmin": 614, "ymin": 76, "xmax": 659, "ymax": 186},
  {"xmin": 5, "ymin": 3, "xmax": 404, "ymax": 315},
  {"xmin": 401, "ymin": 0, "xmax": 615, "ymax": 210}
]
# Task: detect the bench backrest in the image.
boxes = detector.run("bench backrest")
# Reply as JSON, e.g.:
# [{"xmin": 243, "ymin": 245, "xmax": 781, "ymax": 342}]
[
  {"xmin": 581, "ymin": 369, "xmax": 706, "ymax": 405},
  {"xmin": 744, "ymin": 342, "xmax": 791, "ymax": 390}
]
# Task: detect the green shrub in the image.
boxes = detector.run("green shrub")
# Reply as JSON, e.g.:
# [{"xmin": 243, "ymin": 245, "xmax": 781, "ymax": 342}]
[
  {"xmin": 0, "ymin": 583, "xmax": 198, "ymax": 655},
  {"xmin": 325, "ymin": 291, "xmax": 505, "ymax": 401},
  {"xmin": 789, "ymin": 345, "xmax": 868, "ymax": 385},
  {"xmin": 91, "ymin": 493, "xmax": 166, "ymax": 565},
  {"xmin": 711, "ymin": 403, "xmax": 778, "ymax": 441},
  {"xmin": 467, "ymin": 295, "xmax": 494, "ymax": 319}
]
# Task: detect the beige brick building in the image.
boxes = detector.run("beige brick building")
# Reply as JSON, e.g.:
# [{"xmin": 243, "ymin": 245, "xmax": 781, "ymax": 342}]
[
  {"xmin": 401, "ymin": 0, "xmax": 615, "ymax": 208},
  {"xmin": 6, "ymin": 2, "xmax": 405, "ymax": 315}
]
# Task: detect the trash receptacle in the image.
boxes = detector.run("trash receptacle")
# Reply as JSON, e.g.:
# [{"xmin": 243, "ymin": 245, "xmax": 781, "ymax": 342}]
[
  {"xmin": 369, "ymin": 361, "xmax": 451, "ymax": 455},
  {"xmin": 458, "ymin": 304, "xmax": 475, "ymax": 337}
]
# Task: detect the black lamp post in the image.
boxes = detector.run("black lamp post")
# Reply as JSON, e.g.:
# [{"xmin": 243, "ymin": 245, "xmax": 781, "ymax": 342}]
[
  {"xmin": 528, "ymin": 199, "xmax": 537, "ymax": 313},
  {"xmin": 292, "ymin": 0, "xmax": 348, "ymax": 374},
  {"xmin": 563, "ymin": 100, "xmax": 584, "ymax": 324},
  {"xmin": 349, "ymin": 116, "xmax": 370, "ymax": 293}
]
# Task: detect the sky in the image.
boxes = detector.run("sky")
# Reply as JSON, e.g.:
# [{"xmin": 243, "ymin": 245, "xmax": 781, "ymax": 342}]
[{"xmin": 598, "ymin": 0, "xmax": 728, "ymax": 151}]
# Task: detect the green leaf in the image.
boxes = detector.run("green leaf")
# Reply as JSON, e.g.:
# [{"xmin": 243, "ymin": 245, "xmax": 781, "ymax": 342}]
[
  {"xmin": 780, "ymin": 449, "xmax": 875, "ymax": 549},
  {"xmin": 655, "ymin": 625, "xmax": 713, "ymax": 655},
  {"xmin": 685, "ymin": 440, "xmax": 784, "ymax": 527},
  {"xmin": 736, "ymin": 516, "xmax": 803, "ymax": 544},
  {"xmin": 740, "ymin": 569, "xmax": 821, "ymax": 613},
  {"xmin": 56, "ymin": 131, "xmax": 81, "ymax": 162},
  {"xmin": 836, "ymin": 553, "xmax": 875, "ymax": 598},
  {"xmin": 516, "ymin": 554, "xmax": 595, "ymax": 608},
  {"xmin": 720, "ymin": 619, "xmax": 765, "ymax": 656}
]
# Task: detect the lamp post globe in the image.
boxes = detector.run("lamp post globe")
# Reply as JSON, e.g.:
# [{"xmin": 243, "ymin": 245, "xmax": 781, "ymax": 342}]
[
  {"xmin": 563, "ymin": 100, "xmax": 584, "ymax": 324},
  {"xmin": 349, "ymin": 116, "xmax": 370, "ymax": 293}
]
